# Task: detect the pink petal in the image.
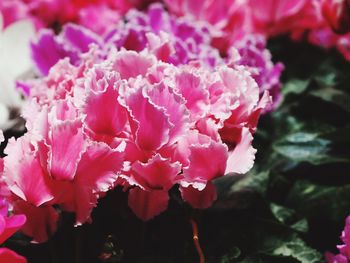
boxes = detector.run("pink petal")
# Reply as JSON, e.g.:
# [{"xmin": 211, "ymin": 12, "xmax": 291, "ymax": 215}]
[
  {"xmin": 0, "ymin": 248, "xmax": 27, "ymax": 263},
  {"xmin": 131, "ymin": 154, "xmax": 181, "ymax": 190},
  {"xmin": 247, "ymin": 91, "xmax": 272, "ymax": 133},
  {"xmin": 49, "ymin": 120, "xmax": 85, "ymax": 181},
  {"xmin": 182, "ymin": 138, "xmax": 228, "ymax": 189},
  {"xmin": 251, "ymin": 0, "xmax": 306, "ymax": 23},
  {"xmin": 111, "ymin": 50, "xmax": 154, "ymax": 79},
  {"xmin": 122, "ymin": 85, "xmax": 172, "ymax": 151},
  {"xmin": 50, "ymin": 100, "xmax": 78, "ymax": 122},
  {"xmin": 13, "ymin": 201, "xmax": 58, "ymax": 243},
  {"xmin": 175, "ymin": 71, "xmax": 209, "ymax": 120},
  {"xmin": 0, "ymin": 198, "xmax": 8, "ymax": 217},
  {"xmin": 83, "ymin": 76, "xmax": 128, "ymax": 139},
  {"xmin": 0, "ymin": 214, "xmax": 26, "ymax": 244},
  {"xmin": 128, "ymin": 187, "xmax": 169, "ymax": 221},
  {"xmin": 180, "ymin": 182, "xmax": 217, "ymax": 209},
  {"xmin": 145, "ymin": 32, "xmax": 175, "ymax": 62},
  {"xmin": 74, "ymin": 142, "xmax": 124, "ymax": 225},
  {"xmin": 4, "ymin": 137, "xmax": 55, "ymax": 206},
  {"xmin": 225, "ymin": 128, "xmax": 257, "ymax": 174},
  {"xmin": 145, "ymin": 82, "xmax": 190, "ymax": 143}
]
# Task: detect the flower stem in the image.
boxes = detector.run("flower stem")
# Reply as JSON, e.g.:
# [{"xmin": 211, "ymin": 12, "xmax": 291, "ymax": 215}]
[{"xmin": 190, "ymin": 219, "xmax": 205, "ymax": 263}]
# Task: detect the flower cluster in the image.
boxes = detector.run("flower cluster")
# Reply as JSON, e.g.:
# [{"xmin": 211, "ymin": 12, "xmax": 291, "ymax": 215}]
[
  {"xmin": 165, "ymin": 0, "xmax": 350, "ymax": 62},
  {"xmin": 326, "ymin": 216, "xmax": 350, "ymax": 263},
  {"xmin": 30, "ymin": 4, "xmax": 282, "ymax": 109},
  {"xmin": 2, "ymin": 47, "xmax": 269, "ymax": 242},
  {"xmin": 0, "ymin": 0, "xmax": 144, "ymax": 34}
]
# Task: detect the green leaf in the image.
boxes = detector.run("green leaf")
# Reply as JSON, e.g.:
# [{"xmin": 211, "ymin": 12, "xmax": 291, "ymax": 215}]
[
  {"xmin": 270, "ymin": 203, "xmax": 295, "ymax": 224},
  {"xmin": 290, "ymin": 219, "xmax": 308, "ymax": 233},
  {"xmin": 286, "ymin": 180, "xmax": 350, "ymax": 223},
  {"xmin": 269, "ymin": 236, "xmax": 323, "ymax": 263},
  {"xmin": 221, "ymin": 247, "xmax": 241, "ymax": 263},
  {"xmin": 310, "ymin": 87, "xmax": 350, "ymax": 114},
  {"xmin": 212, "ymin": 171, "xmax": 269, "ymax": 210},
  {"xmin": 283, "ymin": 79, "xmax": 310, "ymax": 95},
  {"xmin": 273, "ymin": 132, "xmax": 349, "ymax": 165}
]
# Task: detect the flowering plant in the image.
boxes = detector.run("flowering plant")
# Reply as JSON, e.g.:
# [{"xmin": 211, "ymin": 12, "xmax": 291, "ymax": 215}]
[{"xmin": 0, "ymin": 1, "xmax": 349, "ymax": 262}]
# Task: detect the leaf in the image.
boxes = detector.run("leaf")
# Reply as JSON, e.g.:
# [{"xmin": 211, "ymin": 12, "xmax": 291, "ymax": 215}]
[
  {"xmin": 290, "ymin": 219, "xmax": 308, "ymax": 233},
  {"xmin": 286, "ymin": 180, "xmax": 350, "ymax": 223},
  {"xmin": 270, "ymin": 203, "xmax": 295, "ymax": 224},
  {"xmin": 283, "ymin": 79, "xmax": 310, "ymax": 95},
  {"xmin": 273, "ymin": 132, "xmax": 349, "ymax": 165},
  {"xmin": 212, "ymin": 171, "xmax": 269, "ymax": 210},
  {"xmin": 270, "ymin": 236, "xmax": 323, "ymax": 263},
  {"xmin": 221, "ymin": 247, "xmax": 241, "ymax": 263},
  {"xmin": 310, "ymin": 88, "xmax": 350, "ymax": 114}
]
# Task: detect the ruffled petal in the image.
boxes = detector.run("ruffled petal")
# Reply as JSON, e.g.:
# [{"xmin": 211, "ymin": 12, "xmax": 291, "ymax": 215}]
[
  {"xmin": 74, "ymin": 142, "xmax": 124, "ymax": 225},
  {"xmin": 128, "ymin": 188, "xmax": 169, "ymax": 221},
  {"xmin": 0, "ymin": 248, "xmax": 27, "ymax": 263},
  {"xmin": 131, "ymin": 154, "xmax": 181, "ymax": 190},
  {"xmin": 13, "ymin": 201, "xmax": 58, "ymax": 243},
  {"xmin": 180, "ymin": 182, "xmax": 217, "ymax": 209},
  {"xmin": 225, "ymin": 127, "xmax": 256, "ymax": 175},
  {"xmin": 0, "ymin": 214, "xmax": 26, "ymax": 244}
]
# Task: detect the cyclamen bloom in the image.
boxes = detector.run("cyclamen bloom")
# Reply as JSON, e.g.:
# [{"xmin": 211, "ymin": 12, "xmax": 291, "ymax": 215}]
[
  {"xmin": 326, "ymin": 215, "xmax": 350, "ymax": 263},
  {"xmin": 30, "ymin": 4, "xmax": 282, "ymax": 110},
  {"xmin": 4, "ymin": 48, "xmax": 269, "ymax": 241}
]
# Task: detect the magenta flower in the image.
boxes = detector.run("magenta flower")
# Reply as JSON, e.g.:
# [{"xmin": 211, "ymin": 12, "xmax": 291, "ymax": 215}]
[
  {"xmin": 325, "ymin": 216, "xmax": 350, "ymax": 263},
  {"xmin": 235, "ymin": 35, "xmax": 284, "ymax": 111}
]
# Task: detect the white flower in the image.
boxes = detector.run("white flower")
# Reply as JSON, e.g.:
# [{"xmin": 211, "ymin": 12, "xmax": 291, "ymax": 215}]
[{"xmin": 0, "ymin": 13, "xmax": 35, "ymax": 130}]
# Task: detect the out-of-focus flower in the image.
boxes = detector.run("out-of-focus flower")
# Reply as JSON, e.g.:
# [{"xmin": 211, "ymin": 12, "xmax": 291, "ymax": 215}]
[
  {"xmin": 30, "ymin": 4, "xmax": 283, "ymax": 110},
  {"xmin": 325, "ymin": 252, "xmax": 348, "ymax": 263},
  {"xmin": 322, "ymin": 0, "xmax": 350, "ymax": 34},
  {"xmin": 325, "ymin": 216, "xmax": 350, "ymax": 263},
  {"xmin": 0, "ymin": 14, "xmax": 35, "ymax": 130},
  {"xmin": 235, "ymin": 35, "xmax": 284, "ymax": 111},
  {"xmin": 0, "ymin": 0, "xmax": 145, "ymax": 34}
]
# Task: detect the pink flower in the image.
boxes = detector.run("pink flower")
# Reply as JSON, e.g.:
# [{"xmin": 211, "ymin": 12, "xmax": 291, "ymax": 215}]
[
  {"xmin": 325, "ymin": 252, "xmax": 348, "ymax": 263},
  {"xmin": 322, "ymin": 0, "xmax": 350, "ymax": 34},
  {"xmin": 7, "ymin": 46, "xmax": 268, "ymax": 230},
  {"xmin": 325, "ymin": 215, "xmax": 350, "ymax": 263},
  {"xmin": 3, "ymin": 98, "xmax": 125, "ymax": 242}
]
